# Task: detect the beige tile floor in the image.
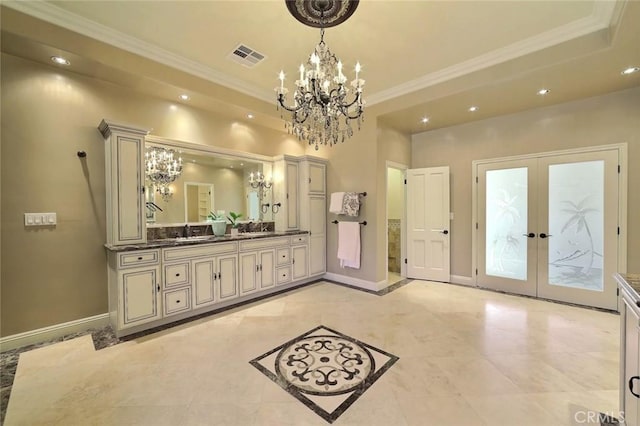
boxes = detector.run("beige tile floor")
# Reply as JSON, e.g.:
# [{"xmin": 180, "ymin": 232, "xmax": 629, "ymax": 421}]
[{"xmin": 5, "ymin": 280, "xmax": 621, "ymax": 425}]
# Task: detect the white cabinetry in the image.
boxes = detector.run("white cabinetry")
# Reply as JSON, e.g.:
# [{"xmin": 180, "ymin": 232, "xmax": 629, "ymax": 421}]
[
  {"xmin": 621, "ymin": 289, "xmax": 640, "ymax": 425},
  {"xmin": 291, "ymin": 235, "xmax": 309, "ymax": 281},
  {"xmin": 98, "ymin": 120, "xmax": 149, "ymax": 246},
  {"xmin": 240, "ymin": 237, "xmax": 288, "ymax": 293},
  {"xmin": 240, "ymin": 250, "xmax": 275, "ymax": 295},
  {"xmin": 109, "ymin": 250, "xmax": 161, "ymax": 330},
  {"xmin": 274, "ymin": 156, "xmax": 299, "ymax": 232},
  {"xmin": 299, "ymin": 158, "xmax": 327, "ymax": 276}
]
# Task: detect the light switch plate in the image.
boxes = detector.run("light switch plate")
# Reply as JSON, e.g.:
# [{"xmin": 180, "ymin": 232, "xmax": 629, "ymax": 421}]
[{"xmin": 24, "ymin": 213, "xmax": 57, "ymax": 227}]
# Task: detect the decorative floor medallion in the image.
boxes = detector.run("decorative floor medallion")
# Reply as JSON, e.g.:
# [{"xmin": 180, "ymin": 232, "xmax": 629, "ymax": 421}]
[{"xmin": 250, "ymin": 325, "xmax": 399, "ymax": 423}]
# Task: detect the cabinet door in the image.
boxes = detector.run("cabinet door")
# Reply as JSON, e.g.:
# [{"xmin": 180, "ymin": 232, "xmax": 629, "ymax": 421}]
[
  {"xmin": 292, "ymin": 245, "xmax": 308, "ymax": 281},
  {"xmin": 308, "ymin": 162, "xmax": 326, "ymax": 194},
  {"xmin": 286, "ymin": 162, "xmax": 299, "ymax": 230},
  {"xmin": 118, "ymin": 265, "xmax": 161, "ymax": 328},
  {"xmin": 192, "ymin": 258, "xmax": 216, "ymax": 309},
  {"xmin": 259, "ymin": 249, "xmax": 275, "ymax": 289},
  {"xmin": 624, "ymin": 299, "xmax": 640, "ymax": 426},
  {"xmin": 309, "ymin": 196, "xmax": 326, "ymax": 276},
  {"xmin": 112, "ymin": 133, "xmax": 145, "ymax": 244},
  {"xmin": 240, "ymin": 252, "xmax": 259, "ymax": 295},
  {"xmin": 218, "ymin": 254, "xmax": 238, "ymax": 300}
]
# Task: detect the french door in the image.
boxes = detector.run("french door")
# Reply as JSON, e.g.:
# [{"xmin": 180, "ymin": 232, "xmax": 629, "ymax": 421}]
[{"xmin": 477, "ymin": 149, "xmax": 620, "ymax": 310}]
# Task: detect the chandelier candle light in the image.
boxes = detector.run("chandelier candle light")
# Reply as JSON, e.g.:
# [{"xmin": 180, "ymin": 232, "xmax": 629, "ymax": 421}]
[
  {"xmin": 145, "ymin": 147, "xmax": 183, "ymax": 201},
  {"xmin": 277, "ymin": 0, "xmax": 364, "ymax": 150}
]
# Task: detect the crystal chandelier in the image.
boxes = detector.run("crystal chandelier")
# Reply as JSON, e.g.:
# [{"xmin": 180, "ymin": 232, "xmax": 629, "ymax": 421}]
[
  {"xmin": 277, "ymin": 0, "xmax": 364, "ymax": 150},
  {"xmin": 144, "ymin": 147, "xmax": 183, "ymax": 200}
]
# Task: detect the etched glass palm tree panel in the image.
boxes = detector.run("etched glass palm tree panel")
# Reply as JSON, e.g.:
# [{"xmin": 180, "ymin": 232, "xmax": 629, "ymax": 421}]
[
  {"xmin": 548, "ymin": 160, "xmax": 604, "ymax": 291},
  {"xmin": 485, "ymin": 167, "xmax": 528, "ymax": 280}
]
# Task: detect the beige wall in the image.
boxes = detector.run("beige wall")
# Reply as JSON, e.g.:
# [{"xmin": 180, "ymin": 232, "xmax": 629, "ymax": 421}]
[
  {"xmin": 0, "ymin": 53, "xmax": 304, "ymax": 336},
  {"xmin": 387, "ymin": 168, "xmax": 404, "ymax": 220},
  {"xmin": 412, "ymin": 86, "xmax": 640, "ymax": 278}
]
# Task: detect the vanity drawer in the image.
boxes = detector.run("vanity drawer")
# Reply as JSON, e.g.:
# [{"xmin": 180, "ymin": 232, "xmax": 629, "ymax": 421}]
[
  {"xmin": 118, "ymin": 250, "xmax": 160, "ymax": 269},
  {"xmin": 240, "ymin": 237, "xmax": 289, "ymax": 251},
  {"xmin": 164, "ymin": 287, "xmax": 191, "ymax": 316},
  {"xmin": 276, "ymin": 248, "xmax": 290, "ymax": 266},
  {"xmin": 276, "ymin": 266, "xmax": 291, "ymax": 285},
  {"xmin": 290, "ymin": 235, "xmax": 308, "ymax": 245},
  {"xmin": 163, "ymin": 242, "xmax": 237, "ymax": 262},
  {"xmin": 164, "ymin": 262, "xmax": 190, "ymax": 288}
]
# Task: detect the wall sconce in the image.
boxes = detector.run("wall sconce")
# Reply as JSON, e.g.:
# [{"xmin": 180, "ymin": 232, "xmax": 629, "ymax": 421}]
[{"xmin": 249, "ymin": 171, "xmax": 272, "ymax": 193}]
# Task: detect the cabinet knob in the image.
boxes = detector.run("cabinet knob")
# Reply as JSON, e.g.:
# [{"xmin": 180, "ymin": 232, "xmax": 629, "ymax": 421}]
[
  {"xmin": 138, "ymin": 257, "xmax": 143, "ymax": 260},
  {"xmin": 175, "ymin": 273, "xmax": 180, "ymax": 277},
  {"xmin": 176, "ymin": 300, "xmax": 180, "ymax": 304}
]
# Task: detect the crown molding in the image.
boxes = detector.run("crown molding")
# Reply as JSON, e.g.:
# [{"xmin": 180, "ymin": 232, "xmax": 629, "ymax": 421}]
[
  {"xmin": 3, "ymin": 0, "xmax": 623, "ymax": 108},
  {"xmin": 366, "ymin": 0, "xmax": 621, "ymax": 106},
  {"xmin": 2, "ymin": 0, "xmax": 274, "ymax": 104}
]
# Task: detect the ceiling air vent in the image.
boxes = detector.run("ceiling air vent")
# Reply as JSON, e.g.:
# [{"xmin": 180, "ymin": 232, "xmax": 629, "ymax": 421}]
[{"xmin": 228, "ymin": 44, "xmax": 266, "ymax": 68}]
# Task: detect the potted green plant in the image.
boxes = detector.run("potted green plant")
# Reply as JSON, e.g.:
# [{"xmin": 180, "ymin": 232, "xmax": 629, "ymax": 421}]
[
  {"xmin": 227, "ymin": 211, "xmax": 243, "ymax": 237},
  {"xmin": 207, "ymin": 211, "xmax": 227, "ymax": 237}
]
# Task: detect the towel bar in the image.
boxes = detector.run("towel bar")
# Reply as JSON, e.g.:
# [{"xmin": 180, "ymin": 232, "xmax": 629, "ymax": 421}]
[{"xmin": 332, "ymin": 220, "xmax": 367, "ymax": 226}]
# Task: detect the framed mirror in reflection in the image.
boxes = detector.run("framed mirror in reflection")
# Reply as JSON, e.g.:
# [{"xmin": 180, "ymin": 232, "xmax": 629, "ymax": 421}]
[{"xmin": 144, "ymin": 145, "xmax": 273, "ymax": 226}]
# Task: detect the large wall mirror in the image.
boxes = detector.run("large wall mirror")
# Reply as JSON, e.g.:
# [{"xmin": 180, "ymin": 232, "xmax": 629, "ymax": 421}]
[{"xmin": 144, "ymin": 138, "xmax": 273, "ymax": 227}]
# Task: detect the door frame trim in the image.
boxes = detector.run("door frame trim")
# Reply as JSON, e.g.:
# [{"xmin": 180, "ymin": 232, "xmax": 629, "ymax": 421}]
[
  {"xmin": 471, "ymin": 143, "xmax": 628, "ymax": 289},
  {"xmin": 385, "ymin": 161, "xmax": 408, "ymax": 283}
]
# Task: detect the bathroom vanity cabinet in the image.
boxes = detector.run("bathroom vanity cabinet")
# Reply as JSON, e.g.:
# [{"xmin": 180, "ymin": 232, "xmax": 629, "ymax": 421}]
[
  {"xmin": 99, "ymin": 120, "xmax": 327, "ymax": 338},
  {"xmin": 107, "ymin": 234, "xmax": 312, "ymax": 337},
  {"xmin": 615, "ymin": 273, "xmax": 640, "ymax": 425}
]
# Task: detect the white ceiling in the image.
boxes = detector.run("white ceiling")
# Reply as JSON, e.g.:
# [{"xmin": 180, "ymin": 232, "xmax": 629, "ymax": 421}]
[{"xmin": 2, "ymin": 0, "xmax": 639, "ymax": 134}]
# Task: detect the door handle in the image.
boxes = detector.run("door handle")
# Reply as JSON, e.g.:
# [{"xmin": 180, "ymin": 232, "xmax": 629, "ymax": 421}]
[
  {"xmin": 523, "ymin": 233, "xmax": 536, "ymax": 238},
  {"xmin": 630, "ymin": 376, "xmax": 640, "ymax": 398},
  {"xmin": 440, "ymin": 230, "xmax": 449, "ymax": 235},
  {"xmin": 539, "ymin": 233, "xmax": 552, "ymax": 239}
]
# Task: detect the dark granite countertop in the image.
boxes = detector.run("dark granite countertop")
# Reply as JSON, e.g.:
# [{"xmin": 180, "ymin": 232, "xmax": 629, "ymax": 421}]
[
  {"xmin": 614, "ymin": 273, "xmax": 640, "ymax": 307},
  {"xmin": 105, "ymin": 230, "xmax": 309, "ymax": 252}
]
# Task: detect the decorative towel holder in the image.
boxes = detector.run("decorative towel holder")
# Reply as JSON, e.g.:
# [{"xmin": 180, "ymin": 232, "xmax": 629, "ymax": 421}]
[{"xmin": 332, "ymin": 220, "xmax": 367, "ymax": 226}]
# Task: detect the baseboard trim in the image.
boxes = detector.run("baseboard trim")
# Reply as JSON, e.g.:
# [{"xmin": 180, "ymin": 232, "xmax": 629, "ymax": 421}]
[
  {"xmin": 0, "ymin": 313, "xmax": 109, "ymax": 352},
  {"xmin": 323, "ymin": 272, "xmax": 388, "ymax": 291},
  {"xmin": 450, "ymin": 275, "xmax": 474, "ymax": 287}
]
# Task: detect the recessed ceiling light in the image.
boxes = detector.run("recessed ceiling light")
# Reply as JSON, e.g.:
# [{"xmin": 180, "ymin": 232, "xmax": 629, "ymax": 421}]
[
  {"xmin": 247, "ymin": 114, "xmax": 254, "ymax": 119},
  {"xmin": 537, "ymin": 88, "xmax": 550, "ymax": 95},
  {"xmin": 621, "ymin": 66, "xmax": 639, "ymax": 75},
  {"xmin": 50, "ymin": 56, "xmax": 70, "ymax": 66},
  {"xmin": 421, "ymin": 117, "xmax": 430, "ymax": 124},
  {"xmin": 179, "ymin": 94, "xmax": 190, "ymax": 101},
  {"xmin": 468, "ymin": 106, "xmax": 478, "ymax": 112}
]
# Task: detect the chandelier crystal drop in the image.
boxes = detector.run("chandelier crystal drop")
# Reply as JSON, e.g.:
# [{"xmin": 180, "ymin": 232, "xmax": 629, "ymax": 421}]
[
  {"xmin": 277, "ymin": 1, "xmax": 364, "ymax": 151},
  {"xmin": 144, "ymin": 147, "xmax": 183, "ymax": 201}
]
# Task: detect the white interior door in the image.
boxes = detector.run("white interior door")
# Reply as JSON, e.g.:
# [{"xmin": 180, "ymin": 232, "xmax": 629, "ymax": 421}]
[
  {"xmin": 477, "ymin": 159, "xmax": 538, "ymax": 296},
  {"xmin": 537, "ymin": 150, "xmax": 619, "ymax": 310},
  {"xmin": 406, "ymin": 167, "xmax": 450, "ymax": 282},
  {"xmin": 476, "ymin": 148, "xmax": 620, "ymax": 310}
]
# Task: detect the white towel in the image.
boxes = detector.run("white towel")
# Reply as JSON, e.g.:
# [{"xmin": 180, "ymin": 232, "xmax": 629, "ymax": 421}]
[
  {"xmin": 337, "ymin": 221, "xmax": 361, "ymax": 269},
  {"xmin": 329, "ymin": 192, "xmax": 346, "ymax": 214}
]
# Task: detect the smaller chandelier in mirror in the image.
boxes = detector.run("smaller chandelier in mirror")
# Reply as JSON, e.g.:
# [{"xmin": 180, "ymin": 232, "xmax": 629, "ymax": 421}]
[
  {"xmin": 145, "ymin": 147, "xmax": 183, "ymax": 201},
  {"xmin": 249, "ymin": 171, "xmax": 272, "ymax": 192}
]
